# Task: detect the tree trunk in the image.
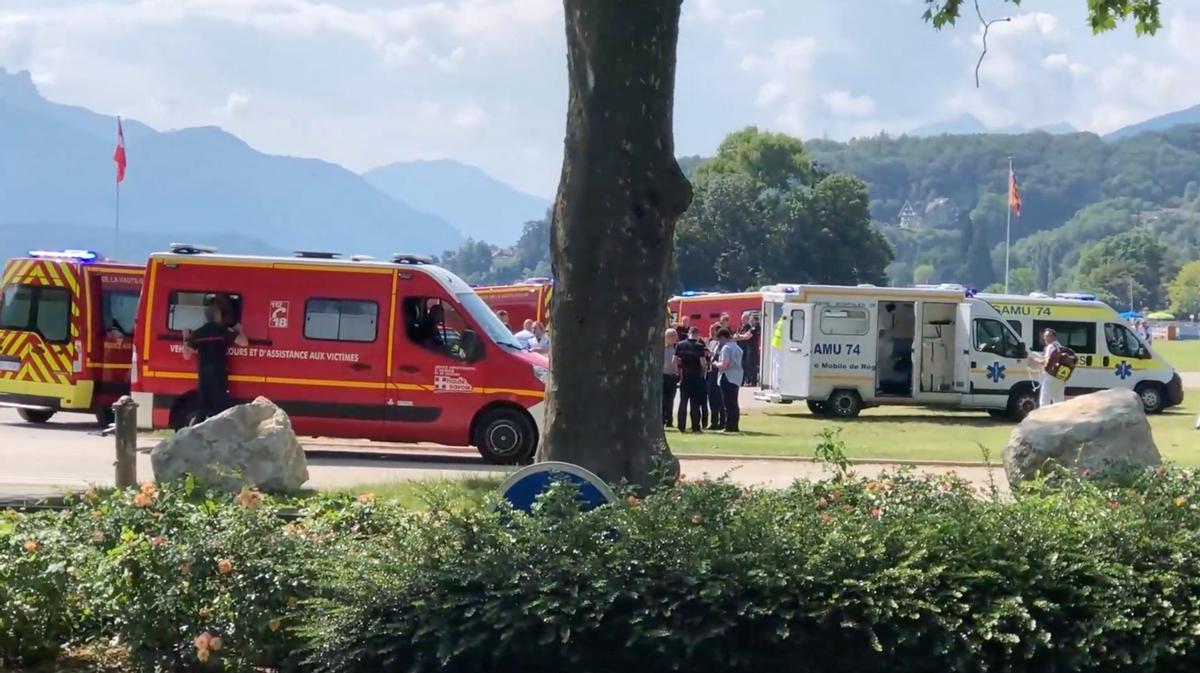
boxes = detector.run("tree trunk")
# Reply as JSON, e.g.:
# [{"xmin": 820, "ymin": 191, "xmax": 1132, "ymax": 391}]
[{"xmin": 538, "ymin": 0, "xmax": 692, "ymax": 489}]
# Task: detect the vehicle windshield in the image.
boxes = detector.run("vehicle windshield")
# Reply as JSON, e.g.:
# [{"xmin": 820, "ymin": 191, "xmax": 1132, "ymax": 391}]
[{"xmin": 456, "ymin": 292, "xmax": 525, "ymax": 350}]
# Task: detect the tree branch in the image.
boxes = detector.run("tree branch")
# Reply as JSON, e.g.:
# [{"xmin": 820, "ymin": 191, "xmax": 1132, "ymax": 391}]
[{"xmin": 974, "ymin": 0, "xmax": 1011, "ymax": 88}]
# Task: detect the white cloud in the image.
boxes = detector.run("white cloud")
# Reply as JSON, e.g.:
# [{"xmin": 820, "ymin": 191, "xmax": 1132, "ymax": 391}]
[
  {"xmin": 452, "ymin": 102, "xmax": 489, "ymax": 130},
  {"xmin": 740, "ymin": 37, "xmax": 818, "ymax": 134},
  {"xmin": 224, "ymin": 91, "xmax": 250, "ymax": 116},
  {"xmin": 823, "ymin": 90, "xmax": 875, "ymax": 117}
]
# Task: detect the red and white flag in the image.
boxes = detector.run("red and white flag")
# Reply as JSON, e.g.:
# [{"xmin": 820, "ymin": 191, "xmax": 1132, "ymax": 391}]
[
  {"xmin": 113, "ymin": 118, "xmax": 127, "ymax": 184},
  {"xmin": 1008, "ymin": 164, "xmax": 1021, "ymax": 218}
]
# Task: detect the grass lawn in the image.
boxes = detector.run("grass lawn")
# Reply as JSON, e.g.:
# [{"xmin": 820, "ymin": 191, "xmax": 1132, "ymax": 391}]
[
  {"xmin": 671, "ymin": 390, "xmax": 1199, "ymax": 466},
  {"xmin": 321, "ymin": 476, "xmax": 502, "ymax": 510},
  {"xmin": 1153, "ymin": 339, "xmax": 1200, "ymax": 372}
]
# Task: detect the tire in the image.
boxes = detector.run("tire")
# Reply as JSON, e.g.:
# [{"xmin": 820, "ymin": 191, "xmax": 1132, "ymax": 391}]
[
  {"xmin": 1007, "ymin": 387, "xmax": 1039, "ymax": 421},
  {"xmin": 826, "ymin": 390, "xmax": 862, "ymax": 419},
  {"xmin": 1135, "ymin": 382, "xmax": 1165, "ymax": 414},
  {"xmin": 95, "ymin": 406, "xmax": 115, "ymax": 427},
  {"xmin": 17, "ymin": 408, "xmax": 55, "ymax": 424},
  {"xmin": 169, "ymin": 394, "xmax": 201, "ymax": 431},
  {"xmin": 806, "ymin": 400, "xmax": 828, "ymax": 415},
  {"xmin": 474, "ymin": 407, "xmax": 537, "ymax": 465}
]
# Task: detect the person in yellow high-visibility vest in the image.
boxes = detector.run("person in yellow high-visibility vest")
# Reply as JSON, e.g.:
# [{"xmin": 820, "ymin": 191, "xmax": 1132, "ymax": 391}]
[{"xmin": 770, "ymin": 314, "xmax": 786, "ymax": 388}]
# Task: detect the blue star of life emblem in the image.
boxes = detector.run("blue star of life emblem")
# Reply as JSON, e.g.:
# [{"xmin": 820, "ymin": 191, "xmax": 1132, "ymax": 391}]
[
  {"xmin": 1115, "ymin": 361, "xmax": 1133, "ymax": 380},
  {"xmin": 986, "ymin": 362, "xmax": 1006, "ymax": 383}
]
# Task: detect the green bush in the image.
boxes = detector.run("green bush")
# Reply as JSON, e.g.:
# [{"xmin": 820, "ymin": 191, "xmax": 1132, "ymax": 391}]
[
  {"xmin": 301, "ymin": 470, "xmax": 1200, "ymax": 673},
  {"xmin": 4, "ymin": 471, "xmax": 1200, "ymax": 673},
  {"xmin": 0, "ymin": 510, "xmax": 76, "ymax": 667}
]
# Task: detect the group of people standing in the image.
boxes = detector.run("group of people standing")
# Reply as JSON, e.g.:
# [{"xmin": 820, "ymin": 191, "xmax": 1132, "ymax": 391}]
[
  {"xmin": 495, "ymin": 311, "xmax": 550, "ymax": 354},
  {"xmin": 662, "ymin": 317, "xmax": 748, "ymax": 434}
]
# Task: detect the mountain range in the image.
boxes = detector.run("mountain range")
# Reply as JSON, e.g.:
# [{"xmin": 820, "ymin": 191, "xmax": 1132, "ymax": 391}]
[
  {"xmin": 906, "ymin": 114, "xmax": 1077, "ymax": 137},
  {"xmin": 0, "ymin": 68, "xmax": 547, "ymax": 264}
]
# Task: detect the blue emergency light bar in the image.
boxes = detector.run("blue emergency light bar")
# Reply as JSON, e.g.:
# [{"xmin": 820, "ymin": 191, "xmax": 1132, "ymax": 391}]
[{"xmin": 28, "ymin": 249, "xmax": 100, "ymax": 262}]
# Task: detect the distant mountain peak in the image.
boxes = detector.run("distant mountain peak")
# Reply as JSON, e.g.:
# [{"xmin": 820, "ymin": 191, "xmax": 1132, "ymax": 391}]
[
  {"xmin": 0, "ymin": 68, "xmax": 42, "ymax": 104},
  {"xmin": 907, "ymin": 114, "xmax": 1076, "ymax": 138},
  {"xmin": 1105, "ymin": 103, "xmax": 1200, "ymax": 141},
  {"xmin": 364, "ymin": 159, "xmax": 550, "ymax": 246}
]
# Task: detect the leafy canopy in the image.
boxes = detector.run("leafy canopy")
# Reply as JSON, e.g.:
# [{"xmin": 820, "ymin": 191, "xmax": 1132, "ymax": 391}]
[{"xmin": 923, "ymin": 0, "xmax": 1162, "ymax": 35}]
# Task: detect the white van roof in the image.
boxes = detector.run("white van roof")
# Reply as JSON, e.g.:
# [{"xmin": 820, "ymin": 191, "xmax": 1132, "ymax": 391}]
[{"xmin": 762, "ymin": 283, "xmax": 967, "ymax": 303}]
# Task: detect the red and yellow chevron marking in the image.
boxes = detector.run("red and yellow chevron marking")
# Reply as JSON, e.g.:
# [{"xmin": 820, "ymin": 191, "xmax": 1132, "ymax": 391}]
[
  {"xmin": 0, "ymin": 258, "xmax": 82, "ymax": 391},
  {"xmin": 541, "ymin": 285, "xmax": 553, "ymax": 325}
]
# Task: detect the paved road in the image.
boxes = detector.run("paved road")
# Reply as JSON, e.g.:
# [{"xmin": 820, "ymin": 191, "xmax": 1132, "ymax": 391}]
[{"xmin": 0, "ymin": 406, "xmax": 1009, "ymax": 500}]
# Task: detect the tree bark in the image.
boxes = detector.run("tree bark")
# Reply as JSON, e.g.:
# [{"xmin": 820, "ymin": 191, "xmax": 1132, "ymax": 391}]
[{"xmin": 538, "ymin": 0, "xmax": 692, "ymax": 489}]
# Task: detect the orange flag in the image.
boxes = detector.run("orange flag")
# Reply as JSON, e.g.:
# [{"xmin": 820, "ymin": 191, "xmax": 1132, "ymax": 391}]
[
  {"xmin": 1008, "ymin": 165, "xmax": 1021, "ymax": 218},
  {"xmin": 113, "ymin": 118, "xmax": 127, "ymax": 184}
]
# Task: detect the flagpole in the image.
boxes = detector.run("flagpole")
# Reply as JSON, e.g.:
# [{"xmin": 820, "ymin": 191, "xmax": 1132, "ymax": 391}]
[
  {"xmin": 114, "ymin": 115, "xmax": 121, "ymax": 260},
  {"xmin": 1004, "ymin": 156, "xmax": 1012, "ymax": 294}
]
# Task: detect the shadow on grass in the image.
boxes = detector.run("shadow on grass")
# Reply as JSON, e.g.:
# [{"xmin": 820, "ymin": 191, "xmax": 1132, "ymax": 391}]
[{"xmin": 773, "ymin": 412, "xmax": 1009, "ymax": 429}]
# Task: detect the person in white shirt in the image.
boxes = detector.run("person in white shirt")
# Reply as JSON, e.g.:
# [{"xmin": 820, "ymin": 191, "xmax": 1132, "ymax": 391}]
[
  {"xmin": 1031, "ymin": 327, "xmax": 1065, "ymax": 407},
  {"xmin": 513, "ymin": 319, "xmax": 535, "ymax": 350},
  {"xmin": 529, "ymin": 321, "xmax": 550, "ymax": 354}
]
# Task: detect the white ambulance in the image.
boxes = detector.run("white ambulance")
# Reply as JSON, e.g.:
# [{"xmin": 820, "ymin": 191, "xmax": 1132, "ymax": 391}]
[
  {"xmin": 759, "ymin": 284, "xmax": 1043, "ymax": 419},
  {"xmin": 979, "ymin": 292, "xmax": 1184, "ymax": 413}
]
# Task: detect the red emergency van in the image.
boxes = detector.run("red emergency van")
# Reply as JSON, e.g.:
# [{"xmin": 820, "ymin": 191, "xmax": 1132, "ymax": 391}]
[
  {"xmin": 132, "ymin": 246, "xmax": 548, "ymax": 464},
  {"xmin": 0, "ymin": 250, "xmax": 144, "ymax": 425},
  {"xmin": 668, "ymin": 291, "xmax": 762, "ymax": 335},
  {"xmin": 474, "ymin": 279, "xmax": 552, "ymax": 328}
]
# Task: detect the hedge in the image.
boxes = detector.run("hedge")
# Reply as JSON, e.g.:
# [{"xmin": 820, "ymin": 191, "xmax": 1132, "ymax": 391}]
[{"xmin": 3, "ymin": 469, "xmax": 1200, "ymax": 673}]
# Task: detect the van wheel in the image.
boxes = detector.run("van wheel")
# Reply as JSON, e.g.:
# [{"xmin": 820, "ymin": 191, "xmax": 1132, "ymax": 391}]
[
  {"xmin": 169, "ymin": 395, "xmax": 201, "ymax": 431},
  {"xmin": 1135, "ymin": 382, "xmax": 1165, "ymax": 414},
  {"xmin": 474, "ymin": 408, "xmax": 536, "ymax": 465},
  {"xmin": 17, "ymin": 408, "xmax": 55, "ymax": 424},
  {"xmin": 1008, "ymin": 388, "xmax": 1039, "ymax": 421},
  {"xmin": 826, "ymin": 390, "xmax": 862, "ymax": 419},
  {"xmin": 806, "ymin": 400, "xmax": 828, "ymax": 415},
  {"xmin": 95, "ymin": 406, "xmax": 115, "ymax": 427}
]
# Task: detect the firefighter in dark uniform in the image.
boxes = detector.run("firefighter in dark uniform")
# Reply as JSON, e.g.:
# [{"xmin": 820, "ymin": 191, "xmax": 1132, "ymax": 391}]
[
  {"xmin": 182, "ymin": 301, "xmax": 248, "ymax": 423},
  {"xmin": 674, "ymin": 326, "xmax": 710, "ymax": 433}
]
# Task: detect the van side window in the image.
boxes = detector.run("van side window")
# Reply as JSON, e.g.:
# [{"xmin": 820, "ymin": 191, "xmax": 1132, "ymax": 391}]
[
  {"xmin": 789, "ymin": 309, "xmax": 805, "ymax": 342},
  {"xmin": 819, "ymin": 307, "xmax": 869, "ymax": 336},
  {"xmin": 304, "ymin": 299, "xmax": 378, "ymax": 343},
  {"xmin": 1032, "ymin": 320, "xmax": 1095, "ymax": 354},
  {"xmin": 167, "ymin": 292, "xmax": 242, "ymax": 331},
  {"xmin": 0, "ymin": 284, "xmax": 70, "ymax": 343},
  {"xmin": 102, "ymin": 291, "xmax": 139, "ymax": 337},
  {"xmin": 974, "ymin": 319, "xmax": 1023, "ymax": 358},
  {"xmin": 403, "ymin": 297, "xmax": 469, "ymax": 361},
  {"xmin": 1104, "ymin": 323, "xmax": 1143, "ymax": 357}
]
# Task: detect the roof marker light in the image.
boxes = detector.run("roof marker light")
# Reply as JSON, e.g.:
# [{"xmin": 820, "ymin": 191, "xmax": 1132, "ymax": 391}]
[{"xmin": 28, "ymin": 249, "xmax": 100, "ymax": 262}]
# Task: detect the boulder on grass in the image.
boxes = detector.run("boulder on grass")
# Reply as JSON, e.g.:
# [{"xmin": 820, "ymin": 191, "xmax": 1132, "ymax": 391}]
[
  {"xmin": 151, "ymin": 397, "xmax": 309, "ymax": 493},
  {"xmin": 1003, "ymin": 388, "xmax": 1160, "ymax": 487}
]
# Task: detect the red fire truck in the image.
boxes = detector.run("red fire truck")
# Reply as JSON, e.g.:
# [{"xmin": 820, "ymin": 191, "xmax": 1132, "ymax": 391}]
[
  {"xmin": 474, "ymin": 279, "xmax": 552, "ymax": 327},
  {"xmin": 668, "ymin": 291, "xmax": 762, "ymax": 334},
  {"xmin": 0, "ymin": 250, "xmax": 144, "ymax": 425},
  {"xmin": 132, "ymin": 246, "xmax": 547, "ymax": 464}
]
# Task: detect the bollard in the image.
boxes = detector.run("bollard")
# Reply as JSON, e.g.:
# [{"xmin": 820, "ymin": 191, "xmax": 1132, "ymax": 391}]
[{"xmin": 113, "ymin": 396, "xmax": 138, "ymax": 489}]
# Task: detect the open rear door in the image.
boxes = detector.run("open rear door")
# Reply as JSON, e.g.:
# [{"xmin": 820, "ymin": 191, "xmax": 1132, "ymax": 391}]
[
  {"xmin": 953, "ymin": 302, "xmax": 972, "ymax": 395},
  {"xmin": 763, "ymin": 302, "xmax": 811, "ymax": 400}
]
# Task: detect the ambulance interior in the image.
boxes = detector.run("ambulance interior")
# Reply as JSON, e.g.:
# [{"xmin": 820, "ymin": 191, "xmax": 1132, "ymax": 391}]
[
  {"xmin": 874, "ymin": 301, "xmax": 959, "ymax": 397},
  {"xmin": 875, "ymin": 302, "xmax": 914, "ymax": 397},
  {"xmin": 918, "ymin": 303, "xmax": 957, "ymax": 394}
]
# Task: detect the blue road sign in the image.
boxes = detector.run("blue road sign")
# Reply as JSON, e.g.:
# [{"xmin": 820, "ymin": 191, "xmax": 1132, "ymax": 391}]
[{"xmin": 498, "ymin": 461, "xmax": 617, "ymax": 514}]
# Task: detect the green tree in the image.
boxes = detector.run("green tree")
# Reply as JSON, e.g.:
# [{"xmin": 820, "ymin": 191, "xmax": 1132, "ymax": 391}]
[
  {"xmin": 695, "ymin": 127, "xmax": 813, "ymax": 190},
  {"xmin": 913, "ymin": 264, "xmax": 935, "ymax": 285},
  {"xmin": 1071, "ymin": 229, "xmax": 1170, "ymax": 308},
  {"xmin": 1168, "ymin": 261, "xmax": 1200, "ymax": 316},
  {"xmin": 674, "ymin": 172, "xmax": 768, "ymax": 291},
  {"xmin": 543, "ymin": 0, "xmax": 1161, "ymax": 487}
]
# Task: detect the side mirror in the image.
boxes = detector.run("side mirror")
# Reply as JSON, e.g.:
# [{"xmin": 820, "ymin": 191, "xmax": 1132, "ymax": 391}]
[
  {"xmin": 1016, "ymin": 343, "xmax": 1028, "ymax": 359},
  {"xmin": 1137, "ymin": 346, "xmax": 1151, "ymax": 359},
  {"xmin": 460, "ymin": 329, "xmax": 483, "ymax": 362}
]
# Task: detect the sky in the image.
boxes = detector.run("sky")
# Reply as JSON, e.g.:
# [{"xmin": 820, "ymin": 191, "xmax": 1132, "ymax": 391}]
[{"xmin": 1, "ymin": 0, "xmax": 1198, "ymax": 198}]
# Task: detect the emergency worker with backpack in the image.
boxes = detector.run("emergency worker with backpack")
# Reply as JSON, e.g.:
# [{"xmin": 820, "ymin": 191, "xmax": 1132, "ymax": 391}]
[{"xmin": 1032, "ymin": 327, "xmax": 1077, "ymax": 408}]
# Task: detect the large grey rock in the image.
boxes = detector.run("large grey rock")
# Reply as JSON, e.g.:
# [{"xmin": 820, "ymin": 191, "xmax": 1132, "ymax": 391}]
[
  {"xmin": 1003, "ymin": 388, "xmax": 1160, "ymax": 487},
  {"xmin": 151, "ymin": 397, "xmax": 309, "ymax": 492}
]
